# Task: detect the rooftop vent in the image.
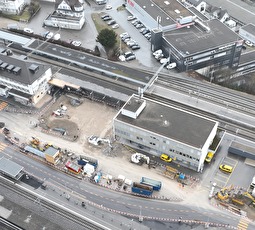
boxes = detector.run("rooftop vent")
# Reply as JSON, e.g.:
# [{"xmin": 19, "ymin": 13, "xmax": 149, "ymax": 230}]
[
  {"xmin": 28, "ymin": 64, "xmax": 39, "ymax": 74},
  {"xmin": 0, "ymin": 62, "xmax": 8, "ymax": 70},
  {"xmin": 6, "ymin": 64, "xmax": 14, "ymax": 72},
  {"xmin": 13, "ymin": 66, "xmax": 21, "ymax": 75}
]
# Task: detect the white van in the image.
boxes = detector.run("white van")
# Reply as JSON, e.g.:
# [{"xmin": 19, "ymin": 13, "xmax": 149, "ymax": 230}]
[{"xmin": 250, "ymin": 176, "xmax": 255, "ymax": 188}]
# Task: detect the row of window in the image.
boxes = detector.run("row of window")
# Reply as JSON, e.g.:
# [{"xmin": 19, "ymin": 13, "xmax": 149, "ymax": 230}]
[{"xmin": 0, "ymin": 80, "xmax": 30, "ymax": 93}]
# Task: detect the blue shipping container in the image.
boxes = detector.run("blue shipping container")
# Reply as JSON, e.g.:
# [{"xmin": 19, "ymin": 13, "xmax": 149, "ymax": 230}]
[{"xmin": 140, "ymin": 177, "xmax": 162, "ymax": 191}]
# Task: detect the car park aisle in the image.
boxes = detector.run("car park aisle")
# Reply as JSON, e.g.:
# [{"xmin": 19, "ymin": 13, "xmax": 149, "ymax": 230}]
[{"xmin": 105, "ymin": 1, "xmax": 156, "ymax": 68}]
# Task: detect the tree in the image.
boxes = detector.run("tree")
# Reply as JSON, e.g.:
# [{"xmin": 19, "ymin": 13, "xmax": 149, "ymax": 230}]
[{"xmin": 97, "ymin": 29, "xmax": 117, "ymax": 49}]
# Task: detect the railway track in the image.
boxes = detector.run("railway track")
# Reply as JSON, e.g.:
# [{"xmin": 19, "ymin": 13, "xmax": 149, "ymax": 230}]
[
  {"xmin": 0, "ymin": 177, "xmax": 109, "ymax": 230},
  {"xmin": 144, "ymin": 93, "xmax": 255, "ymax": 142},
  {"xmin": 157, "ymin": 75, "xmax": 255, "ymax": 117}
]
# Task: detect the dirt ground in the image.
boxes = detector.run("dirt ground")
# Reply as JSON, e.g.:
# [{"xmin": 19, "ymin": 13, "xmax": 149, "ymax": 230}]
[{"xmin": 40, "ymin": 94, "xmax": 116, "ymax": 153}]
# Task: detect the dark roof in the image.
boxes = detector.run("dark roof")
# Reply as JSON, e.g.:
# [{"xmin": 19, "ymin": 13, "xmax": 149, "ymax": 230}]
[
  {"xmin": 0, "ymin": 157, "xmax": 24, "ymax": 179},
  {"xmin": 240, "ymin": 23, "xmax": 255, "ymax": 36},
  {"xmin": 163, "ymin": 19, "xmax": 241, "ymax": 55},
  {"xmin": 55, "ymin": 0, "xmax": 83, "ymax": 9},
  {"xmin": 0, "ymin": 53, "xmax": 50, "ymax": 85},
  {"xmin": 134, "ymin": 0, "xmax": 192, "ymax": 27},
  {"xmin": 116, "ymin": 95, "xmax": 217, "ymax": 148}
]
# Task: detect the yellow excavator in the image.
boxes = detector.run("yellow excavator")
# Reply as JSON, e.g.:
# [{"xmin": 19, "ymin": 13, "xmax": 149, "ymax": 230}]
[
  {"xmin": 217, "ymin": 185, "xmax": 233, "ymax": 201},
  {"xmin": 243, "ymin": 192, "xmax": 255, "ymax": 207}
]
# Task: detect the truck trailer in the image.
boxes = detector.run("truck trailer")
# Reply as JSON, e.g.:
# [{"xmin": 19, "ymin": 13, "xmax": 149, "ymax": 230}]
[
  {"xmin": 140, "ymin": 177, "xmax": 162, "ymax": 191},
  {"xmin": 131, "ymin": 182, "xmax": 153, "ymax": 196}
]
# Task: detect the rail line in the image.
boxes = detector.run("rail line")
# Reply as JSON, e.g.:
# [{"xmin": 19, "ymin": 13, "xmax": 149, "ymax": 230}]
[
  {"xmin": 157, "ymin": 75, "xmax": 255, "ymax": 117},
  {"xmin": 144, "ymin": 93, "xmax": 255, "ymax": 142},
  {"xmin": 0, "ymin": 177, "xmax": 109, "ymax": 230}
]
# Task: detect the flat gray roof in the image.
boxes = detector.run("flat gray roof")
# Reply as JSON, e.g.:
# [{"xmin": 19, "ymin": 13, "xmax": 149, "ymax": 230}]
[
  {"xmin": 241, "ymin": 23, "xmax": 255, "ymax": 36},
  {"xmin": 164, "ymin": 19, "xmax": 242, "ymax": 55},
  {"xmin": 0, "ymin": 30, "xmax": 31, "ymax": 45},
  {"xmin": 134, "ymin": 0, "xmax": 192, "ymax": 27},
  {"xmin": 116, "ymin": 95, "xmax": 217, "ymax": 148},
  {"xmin": 0, "ymin": 157, "xmax": 24, "ymax": 179}
]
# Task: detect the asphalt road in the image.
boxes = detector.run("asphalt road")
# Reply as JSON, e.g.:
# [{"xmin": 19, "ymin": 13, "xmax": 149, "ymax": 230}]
[{"xmin": 0, "ymin": 135, "xmax": 244, "ymax": 230}]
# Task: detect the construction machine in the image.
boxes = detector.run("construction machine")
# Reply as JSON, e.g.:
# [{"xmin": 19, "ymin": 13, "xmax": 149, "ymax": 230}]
[
  {"xmin": 30, "ymin": 137, "xmax": 40, "ymax": 148},
  {"xmin": 243, "ymin": 192, "xmax": 255, "ymax": 207},
  {"xmin": 216, "ymin": 185, "xmax": 233, "ymax": 201}
]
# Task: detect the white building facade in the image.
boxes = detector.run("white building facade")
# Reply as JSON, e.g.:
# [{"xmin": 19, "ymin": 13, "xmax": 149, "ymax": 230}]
[{"xmin": 43, "ymin": 0, "xmax": 85, "ymax": 30}]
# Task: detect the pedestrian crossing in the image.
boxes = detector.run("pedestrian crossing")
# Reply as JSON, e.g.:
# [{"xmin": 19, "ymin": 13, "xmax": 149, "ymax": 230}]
[
  {"xmin": 237, "ymin": 217, "xmax": 250, "ymax": 230},
  {"xmin": 0, "ymin": 101, "xmax": 8, "ymax": 111},
  {"xmin": 0, "ymin": 142, "xmax": 7, "ymax": 151}
]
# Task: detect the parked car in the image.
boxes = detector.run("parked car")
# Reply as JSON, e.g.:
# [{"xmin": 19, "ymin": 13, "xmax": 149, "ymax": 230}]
[
  {"xmin": 101, "ymin": 14, "xmax": 109, "ymax": 19},
  {"xmin": 133, "ymin": 21, "xmax": 140, "ymax": 26},
  {"xmin": 140, "ymin": 28, "xmax": 146, "ymax": 33},
  {"xmin": 112, "ymin": 24, "xmax": 119, "ymax": 29},
  {"xmin": 105, "ymin": 5, "xmax": 112, "ymax": 10},
  {"xmin": 153, "ymin": 49, "xmax": 162, "ymax": 56},
  {"xmin": 124, "ymin": 51, "xmax": 134, "ymax": 58},
  {"xmin": 118, "ymin": 55, "xmax": 126, "ymax": 62},
  {"xmin": 131, "ymin": 19, "xmax": 139, "ymax": 25},
  {"xmin": 219, "ymin": 164, "xmax": 233, "ymax": 173},
  {"xmin": 70, "ymin": 40, "xmax": 82, "ymax": 47},
  {"xmin": 136, "ymin": 23, "xmax": 144, "ymax": 29},
  {"xmin": 160, "ymin": 154, "xmax": 172, "ymax": 162},
  {"xmin": 102, "ymin": 16, "xmax": 112, "ymax": 21},
  {"xmin": 23, "ymin": 28, "xmax": 33, "ymax": 34},
  {"xmin": 142, "ymin": 29, "xmax": 150, "ymax": 35},
  {"xmin": 125, "ymin": 55, "xmax": 136, "ymax": 61},
  {"xmin": 123, "ymin": 37, "xmax": 131, "ymax": 43},
  {"xmin": 160, "ymin": 58, "xmax": 169, "ymax": 65},
  {"xmin": 127, "ymin": 15, "xmax": 136, "ymax": 21},
  {"xmin": 46, "ymin": 32, "xmax": 54, "ymax": 39},
  {"xmin": 53, "ymin": 33, "xmax": 61, "ymax": 40},
  {"xmin": 120, "ymin": 32, "xmax": 129, "ymax": 38},
  {"xmin": 126, "ymin": 39, "xmax": 137, "ymax": 46},
  {"xmin": 166, "ymin": 62, "xmax": 177, "ymax": 70},
  {"xmin": 107, "ymin": 20, "xmax": 116, "ymax": 26},
  {"xmin": 131, "ymin": 45, "xmax": 141, "ymax": 50},
  {"xmin": 205, "ymin": 152, "xmax": 214, "ymax": 163},
  {"xmin": 144, "ymin": 32, "xmax": 151, "ymax": 38}
]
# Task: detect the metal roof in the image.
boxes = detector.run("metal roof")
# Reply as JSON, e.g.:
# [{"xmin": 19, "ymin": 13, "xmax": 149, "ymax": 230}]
[
  {"xmin": 0, "ymin": 157, "xmax": 24, "ymax": 179},
  {"xmin": 0, "ymin": 30, "xmax": 31, "ymax": 45}
]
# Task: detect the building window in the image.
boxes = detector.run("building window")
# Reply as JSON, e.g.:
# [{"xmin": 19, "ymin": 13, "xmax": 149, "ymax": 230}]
[{"xmin": 137, "ymin": 136, "xmax": 143, "ymax": 141}]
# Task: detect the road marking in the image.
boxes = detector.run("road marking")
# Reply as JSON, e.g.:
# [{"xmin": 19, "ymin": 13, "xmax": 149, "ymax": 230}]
[
  {"xmin": 237, "ymin": 217, "xmax": 250, "ymax": 230},
  {"xmin": 0, "ymin": 142, "xmax": 7, "ymax": 151}
]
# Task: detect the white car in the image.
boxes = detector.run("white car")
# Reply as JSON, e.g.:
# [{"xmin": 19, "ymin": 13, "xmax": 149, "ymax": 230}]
[
  {"xmin": 112, "ymin": 24, "xmax": 119, "ymax": 29},
  {"xmin": 127, "ymin": 15, "xmax": 136, "ymax": 21},
  {"xmin": 166, "ymin": 62, "xmax": 177, "ymax": 70},
  {"xmin": 105, "ymin": 5, "xmax": 112, "ymax": 10},
  {"xmin": 120, "ymin": 32, "xmax": 129, "ymax": 38},
  {"xmin": 160, "ymin": 58, "xmax": 169, "ymax": 65},
  {"xmin": 23, "ymin": 28, "xmax": 33, "ymax": 34},
  {"xmin": 119, "ymin": 55, "xmax": 126, "ymax": 62},
  {"xmin": 46, "ymin": 32, "xmax": 53, "ymax": 39},
  {"xmin": 53, "ymin": 33, "xmax": 61, "ymax": 40},
  {"xmin": 153, "ymin": 49, "xmax": 162, "ymax": 56},
  {"xmin": 71, "ymin": 40, "xmax": 82, "ymax": 47}
]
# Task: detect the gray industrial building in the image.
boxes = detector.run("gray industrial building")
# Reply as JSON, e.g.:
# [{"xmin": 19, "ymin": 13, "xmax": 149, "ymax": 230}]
[
  {"xmin": 113, "ymin": 95, "xmax": 219, "ymax": 172},
  {"xmin": 126, "ymin": 0, "xmax": 244, "ymax": 73},
  {"xmin": 151, "ymin": 19, "xmax": 243, "ymax": 72}
]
